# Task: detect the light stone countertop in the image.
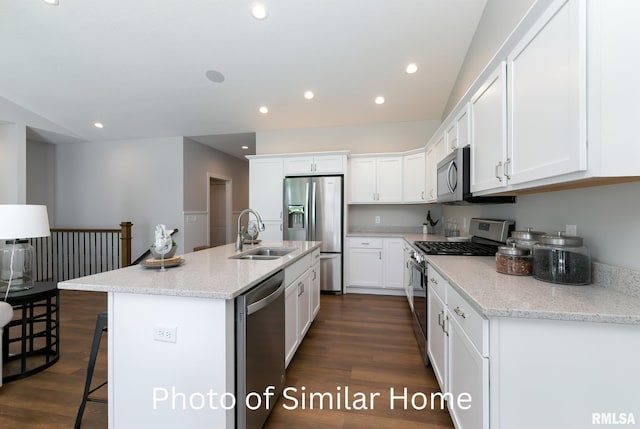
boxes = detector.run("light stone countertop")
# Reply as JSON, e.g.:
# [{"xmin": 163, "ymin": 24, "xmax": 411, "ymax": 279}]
[
  {"xmin": 348, "ymin": 230, "xmax": 640, "ymax": 324},
  {"xmin": 58, "ymin": 241, "xmax": 322, "ymax": 300}
]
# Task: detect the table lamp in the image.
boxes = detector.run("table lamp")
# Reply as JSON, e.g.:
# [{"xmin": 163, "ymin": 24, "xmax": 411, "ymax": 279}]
[{"xmin": 0, "ymin": 205, "xmax": 51, "ymax": 300}]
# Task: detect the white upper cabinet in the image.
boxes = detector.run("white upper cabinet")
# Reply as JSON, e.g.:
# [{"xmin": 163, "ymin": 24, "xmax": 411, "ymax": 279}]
[
  {"xmin": 349, "ymin": 155, "xmax": 402, "ymax": 203},
  {"xmin": 506, "ymin": 0, "xmax": 586, "ymax": 186},
  {"xmin": 471, "ymin": 0, "xmax": 585, "ymax": 195},
  {"xmin": 283, "ymin": 153, "xmax": 346, "ymax": 176},
  {"xmin": 455, "ymin": 104, "xmax": 470, "ymax": 150},
  {"xmin": 470, "ymin": 62, "xmax": 508, "ymax": 194},
  {"xmin": 426, "ymin": 134, "xmax": 445, "ymax": 202},
  {"xmin": 403, "ymin": 150, "xmax": 426, "ymax": 203},
  {"xmin": 248, "ymin": 157, "xmax": 283, "ymax": 220}
]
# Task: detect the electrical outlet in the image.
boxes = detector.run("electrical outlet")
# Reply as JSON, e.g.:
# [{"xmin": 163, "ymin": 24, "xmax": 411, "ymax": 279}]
[
  {"xmin": 153, "ymin": 325, "xmax": 177, "ymax": 343},
  {"xmin": 375, "ymin": 216, "xmax": 381, "ymax": 224},
  {"xmin": 566, "ymin": 224, "xmax": 577, "ymax": 236}
]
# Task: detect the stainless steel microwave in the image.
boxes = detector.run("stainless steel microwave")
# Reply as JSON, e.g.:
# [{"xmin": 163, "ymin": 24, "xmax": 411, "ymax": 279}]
[{"xmin": 436, "ymin": 146, "xmax": 516, "ymax": 205}]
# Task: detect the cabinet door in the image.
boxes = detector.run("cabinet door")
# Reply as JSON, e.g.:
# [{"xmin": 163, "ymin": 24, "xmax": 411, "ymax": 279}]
[
  {"xmin": 383, "ymin": 238, "xmax": 405, "ymax": 289},
  {"xmin": 313, "ymin": 155, "xmax": 344, "ymax": 174},
  {"xmin": 376, "ymin": 156, "xmax": 403, "ymax": 203},
  {"xmin": 249, "ymin": 158, "xmax": 283, "ymax": 220},
  {"xmin": 311, "ymin": 260, "xmax": 320, "ymax": 317},
  {"xmin": 283, "ymin": 156, "xmax": 314, "ymax": 175},
  {"xmin": 297, "ymin": 272, "xmax": 312, "ymax": 339},
  {"xmin": 349, "ymin": 158, "xmax": 377, "ymax": 203},
  {"xmin": 470, "ymin": 62, "xmax": 508, "ymax": 194},
  {"xmin": 445, "ymin": 121, "xmax": 458, "ymax": 155},
  {"xmin": 448, "ymin": 315, "xmax": 489, "ymax": 429},
  {"xmin": 403, "ymin": 243, "xmax": 413, "ymax": 309},
  {"xmin": 427, "ymin": 286, "xmax": 447, "ymax": 392},
  {"xmin": 348, "ymin": 248, "xmax": 383, "ymax": 287},
  {"xmin": 403, "ymin": 152, "xmax": 426, "ymax": 202},
  {"xmin": 284, "ymin": 282, "xmax": 299, "ymax": 367},
  {"xmin": 507, "ymin": 0, "xmax": 586, "ymax": 185},
  {"xmin": 425, "ymin": 137, "xmax": 445, "ymax": 202},
  {"xmin": 456, "ymin": 104, "xmax": 470, "ymax": 149}
]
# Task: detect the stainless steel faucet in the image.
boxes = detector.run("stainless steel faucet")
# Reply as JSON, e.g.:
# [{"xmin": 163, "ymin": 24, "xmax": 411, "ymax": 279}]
[{"xmin": 236, "ymin": 208, "xmax": 265, "ymax": 252}]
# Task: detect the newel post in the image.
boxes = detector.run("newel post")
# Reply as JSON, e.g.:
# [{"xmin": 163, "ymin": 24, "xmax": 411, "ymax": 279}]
[{"xmin": 120, "ymin": 221, "xmax": 133, "ymax": 267}]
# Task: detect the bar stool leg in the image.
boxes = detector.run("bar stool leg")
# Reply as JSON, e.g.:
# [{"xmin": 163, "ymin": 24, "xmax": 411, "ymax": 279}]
[{"xmin": 74, "ymin": 311, "xmax": 108, "ymax": 429}]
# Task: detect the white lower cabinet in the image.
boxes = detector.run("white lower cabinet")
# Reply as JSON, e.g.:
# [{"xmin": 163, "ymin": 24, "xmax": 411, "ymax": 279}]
[
  {"xmin": 448, "ymin": 310, "xmax": 489, "ymax": 429},
  {"xmin": 427, "ymin": 264, "xmax": 488, "ymax": 429},
  {"xmin": 311, "ymin": 253, "xmax": 321, "ymax": 317},
  {"xmin": 347, "ymin": 237, "xmax": 406, "ymax": 295},
  {"xmin": 427, "ymin": 283, "xmax": 447, "ymax": 392},
  {"xmin": 284, "ymin": 251, "xmax": 318, "ymax": 367}
]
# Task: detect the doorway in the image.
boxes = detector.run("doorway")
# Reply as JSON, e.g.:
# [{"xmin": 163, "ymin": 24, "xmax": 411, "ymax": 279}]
[{"xmin": 208, "ymin": 176, "xmax": 232, "ymax": 247}]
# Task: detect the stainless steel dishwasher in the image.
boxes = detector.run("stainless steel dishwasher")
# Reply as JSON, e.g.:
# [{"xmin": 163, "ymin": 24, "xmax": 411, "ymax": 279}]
[{"xmin": 236, "ymin": 270, "xmax": 285, "ymax": 429}]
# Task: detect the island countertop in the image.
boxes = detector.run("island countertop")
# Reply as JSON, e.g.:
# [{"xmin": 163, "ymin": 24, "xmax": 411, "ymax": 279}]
[{"xmin": 58, "ymin": 241, "xmax": 322, "ymax": 299}]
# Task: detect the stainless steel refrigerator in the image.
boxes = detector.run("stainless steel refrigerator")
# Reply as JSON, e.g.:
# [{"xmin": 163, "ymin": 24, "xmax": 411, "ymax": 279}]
[{"xmin": 283, "ymin": 176, "xmax": 343, "ymax": 293}]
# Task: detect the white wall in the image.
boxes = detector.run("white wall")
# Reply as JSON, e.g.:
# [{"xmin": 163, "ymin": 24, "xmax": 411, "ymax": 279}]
[
  {"xmin": 54, "ymin": 137, "xmax": 184, "ymax": 259},
  {"xmin": 256, "ymin": 120, "xmax": 440, "ymax": 155},
  {"xmin": 442, "ymin": 181, "xmax": 640, "ymax": 271},
  {"xmin": 442, "ymin": 0, "xmax": 536, "ymax": 117}
]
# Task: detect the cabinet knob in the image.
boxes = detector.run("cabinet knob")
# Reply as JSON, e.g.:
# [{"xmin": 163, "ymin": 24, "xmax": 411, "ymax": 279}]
[
  {"xmin": 453, "ymin": 306, "xmax": 466, "ymax": 319},
  {"xmin": 430, "ymin": 277, "xmax": 438, "ymax": 285}
]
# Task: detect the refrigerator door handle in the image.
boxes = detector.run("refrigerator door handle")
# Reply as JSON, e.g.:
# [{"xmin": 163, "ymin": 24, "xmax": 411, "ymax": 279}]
[
  {"xmin": 310, "ymin": 181, "xmax": 317, "ymax": 241},
  {"xmin": 304, "ymin": 181, "xmax": 311, "ymax": 241}
]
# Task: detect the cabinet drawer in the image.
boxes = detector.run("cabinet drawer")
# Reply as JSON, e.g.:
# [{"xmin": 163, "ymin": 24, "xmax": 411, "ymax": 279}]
[
  {"xmin": 285, "ymin": 254, "xmax": 312, "ymax": 286},
  {"xmin": 427, "ymin": 266, "xmax": 447, "ymax": 303},
  {"xmin": 447, "ymin": 285, "xmax": 488, "ymax": 357},
  {"xmin": 349, "ymin": 237, "xmax": 383, "ymax": 249}
]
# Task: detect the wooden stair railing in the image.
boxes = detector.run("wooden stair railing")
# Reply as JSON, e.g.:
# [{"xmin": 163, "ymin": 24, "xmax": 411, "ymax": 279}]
[{"xmin": 29, "ymin": 221, "xmax": 133, "ymax": 283}]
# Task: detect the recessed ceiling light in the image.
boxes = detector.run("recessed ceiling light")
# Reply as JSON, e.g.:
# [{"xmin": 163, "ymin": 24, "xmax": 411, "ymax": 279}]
[
  {"xmin": 251, "ymin": 3, "xmax": 267, "ymax": 20},
  {"xmin": 374, "ymin": 96, "xmax": 385, "ymax": 105},
  {"xmin": 93, "ymin": 122, "xmax": 104, "ymax": 129},
  {"xmin": 304, "ymin": 91, "xmax": 314, "ymax": 100},
  {"xmin": 43, "ymin": 0, "xmax": 59, "ymax": 5},
  {"xmin": 259, "ymin": 106, "xmax": 269, "ymax": 114},
  {"xmin": 205, "ymin": 70, "xmax": 225, "ymax": 83},
  {"xmin": 406, "ymin": 63, "xmax": 418, "ymax": 74},
  {"xmin": 241, "ymin": 145, "xmax": 249, "ymax": 150}
]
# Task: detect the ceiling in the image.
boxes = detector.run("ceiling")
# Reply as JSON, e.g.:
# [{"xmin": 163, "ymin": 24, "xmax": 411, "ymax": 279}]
[{"xmin": 1, "ymin": 0, "xmax": 486, "ymax": 158}]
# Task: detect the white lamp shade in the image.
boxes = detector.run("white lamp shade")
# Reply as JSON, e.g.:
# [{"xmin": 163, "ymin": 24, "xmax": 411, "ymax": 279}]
[{"xmin": 0, "ymin": 205, "xmax": 51, "ymax": 240}]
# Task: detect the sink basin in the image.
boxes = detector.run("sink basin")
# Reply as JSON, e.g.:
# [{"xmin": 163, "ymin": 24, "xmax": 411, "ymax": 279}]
[
  {"xmin": 234, "ymin": 255, "xmax": 280, "ymax": 260},
  {"xmin": 229, "ymin": 246, "xmax": 297, "ymax": 260}
]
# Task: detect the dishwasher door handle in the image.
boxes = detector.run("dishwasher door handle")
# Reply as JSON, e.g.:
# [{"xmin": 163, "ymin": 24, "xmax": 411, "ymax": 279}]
[{"xmin": 247, "ymin": 282, "xmax": 285, "ymax": 315}]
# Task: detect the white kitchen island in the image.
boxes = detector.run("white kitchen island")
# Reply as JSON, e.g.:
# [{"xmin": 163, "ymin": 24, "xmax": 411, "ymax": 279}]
[{"xmin": 58, "ymin": 241, "xmax": 321, "ymax": 429}]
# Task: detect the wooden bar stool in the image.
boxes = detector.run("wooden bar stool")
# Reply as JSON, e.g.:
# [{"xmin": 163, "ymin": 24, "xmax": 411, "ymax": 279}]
[{"xmin": 74, "ymin": 311, "xmax": 108, "ymax": 429}]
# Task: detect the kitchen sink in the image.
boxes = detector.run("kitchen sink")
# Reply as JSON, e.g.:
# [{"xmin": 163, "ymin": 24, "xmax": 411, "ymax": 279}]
[{"xmin": 229, "ymin": 246, "xmax": 297, "ymax": 260}]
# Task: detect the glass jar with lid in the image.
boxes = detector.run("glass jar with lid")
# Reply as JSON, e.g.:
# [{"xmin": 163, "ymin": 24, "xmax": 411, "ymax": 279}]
[
  {"xmin": 506, "ymin": 227, "xmax": 546, "ymax": 250},
  {"xmin": 0, "ymin": 239, "xmax": 34, "ymax": 289},
  {"xmin": 532, "ymin": 232, "xmax": 591, "ymax": 285},
  {"xmin": 496, "ymin": 243, "xmax": 533, "ymax": 276}
]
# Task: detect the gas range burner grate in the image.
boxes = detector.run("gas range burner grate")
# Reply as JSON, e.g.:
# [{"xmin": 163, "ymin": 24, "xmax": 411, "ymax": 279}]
[{"xmin": 414, "ymin": 241, "xmax": 498, "ymax": 256}]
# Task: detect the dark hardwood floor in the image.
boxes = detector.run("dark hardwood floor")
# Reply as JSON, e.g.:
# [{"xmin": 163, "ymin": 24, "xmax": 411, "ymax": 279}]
[
  {"xmin": 0, "ymin": 291, "xmax": 453, "ymax": 429},
  {"xmin": 265, "ymin": 294, "xmax": 453, "ymax": 429}
]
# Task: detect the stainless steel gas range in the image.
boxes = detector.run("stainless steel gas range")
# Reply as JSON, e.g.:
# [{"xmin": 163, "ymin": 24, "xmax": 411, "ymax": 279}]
[{"xmin": 410, "ymin": 218, "xmax": 514, "ymax": 366}]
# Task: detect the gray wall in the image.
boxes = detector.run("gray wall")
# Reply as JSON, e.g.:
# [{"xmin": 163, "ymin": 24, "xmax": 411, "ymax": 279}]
[
  {"xmin": 182, "ymin": 138, "xmax": 249, "ymax": 213},
  {"xmin": 54, "ymin": 137, "xmax": 184, "ymax": 259},
  {"xmin": 442, "ymin": 0, "xmax": 536, "ymax": 118},
  {"xmin": 26, "ymin": 140, "xmax": 56, "ymax": 212},
  {"xmin": 442, "ymin": 181, "xmax": 640, "ymax": 271},
  {"xmin": 256, "ymin": 121, "xmax": 440, "ymax": 155}
]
